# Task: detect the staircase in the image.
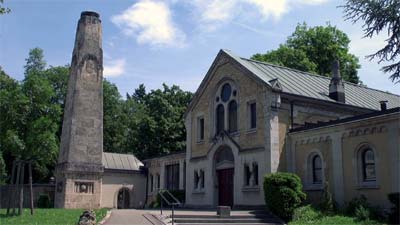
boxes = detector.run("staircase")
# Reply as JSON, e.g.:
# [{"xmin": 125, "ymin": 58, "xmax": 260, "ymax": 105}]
[{"xmin": 167, "ymin": 210, "xmax": 284, "ymax": 225}]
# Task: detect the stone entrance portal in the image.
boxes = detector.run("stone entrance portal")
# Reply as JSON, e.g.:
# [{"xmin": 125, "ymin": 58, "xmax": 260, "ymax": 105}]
[
  {"xmin": 214, "ymin": 146, "xmax": 235, "ymax": 207},
  {"xmin": 117, "ymin": 188, "xmax": 130, "ymax": 209}
]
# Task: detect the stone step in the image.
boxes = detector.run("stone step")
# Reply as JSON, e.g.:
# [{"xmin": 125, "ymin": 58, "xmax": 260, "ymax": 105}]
[
  {"xmin": 173, "ymin": 214, "xmax": 275, "ymax": 219},
  {"xmin": 174, "ymin": 218, "xmax": 282, "ymax": 224},
  {"xmin": 175, "ymin": 223, "xmax": 280, "ymax": 225}
]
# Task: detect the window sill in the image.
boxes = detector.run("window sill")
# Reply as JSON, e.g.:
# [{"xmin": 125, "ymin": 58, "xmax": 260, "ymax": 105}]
[
  {"xmin": 304, "ymin": 184, "xmax": 324, "ymax": 191},
  {"xmin": 242, "ymin": 186, "xmax": 260, "ymax": 192},
  {"xmin": 229, "ymin": 131, "xmax": 240, "ymax": 137},
  {"xmin": 357, "ymin": 183, "xmax": 380, "ymax": 190},
  {"xmin": 192, "ymin": 189, "xmax": 205, "ymax": 194},
  {"xmin": 246, "ymin": 129, "xmax": 257, "ymax": 134},
  {"xmin": 196, "ymin": 140, "xmax": 205, "ymax": 145}
]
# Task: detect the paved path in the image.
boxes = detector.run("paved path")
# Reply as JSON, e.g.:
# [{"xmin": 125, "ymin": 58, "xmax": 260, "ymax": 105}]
[{"xmin": 103, "ymin": 209, "xmax": 155, "ymax": 225}]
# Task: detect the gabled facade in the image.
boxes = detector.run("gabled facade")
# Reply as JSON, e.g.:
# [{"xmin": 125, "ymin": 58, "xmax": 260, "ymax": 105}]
[{"xmin": 183, "ymin": 49, "xmax": 400, "ymax": 208}]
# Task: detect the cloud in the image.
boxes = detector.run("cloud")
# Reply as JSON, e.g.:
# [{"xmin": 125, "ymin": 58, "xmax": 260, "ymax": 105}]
[
  {"xmin": 111, "ymin": 0, "xmax": 186, "ymax": 47},
  {"xmin": 189, "ymin": 0, "xmax": 329, "ymax": 31},
  {"xmin": 103, "ymin": 59, "xmax": 126, "ymax": 78}
]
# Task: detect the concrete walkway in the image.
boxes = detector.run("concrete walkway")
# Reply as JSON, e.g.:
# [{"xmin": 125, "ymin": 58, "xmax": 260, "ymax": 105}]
[{"xmin": 103, "ymin": 209, "xmax": 157, "ymax": 225}]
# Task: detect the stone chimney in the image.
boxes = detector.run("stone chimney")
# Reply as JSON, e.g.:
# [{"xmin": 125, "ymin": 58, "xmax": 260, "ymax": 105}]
[
  {"xmin": 55, "ymin": 11, "xmax": 103, "ymax": 209},
  {"xmin": 329, "ymin": 60, "xmax": 345, "ymax": 103},
  {"xmin": 380, "ymin": 100, "xmax": 388, "ymax": 111}
]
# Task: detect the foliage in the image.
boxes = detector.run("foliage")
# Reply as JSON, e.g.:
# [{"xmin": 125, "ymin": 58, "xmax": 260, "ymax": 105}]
[
  {"xmin": 344, "ymin": 195, "xmax": 369, "ymax": 216},
  {"xmin": 24, "ymin": 48, "xmax": 46, "ymax": 75},
  {"xmin": 388, "ymin": 192, "xmax": 400, "ymax": 224},
  {"xmin": 1, "ymin": 47, "xmax": 192, "ymax": 183},
  {"xmin": 344, "ymin": 195, "xmax": 384, "ymax": 222},
  {"xmin": 37, "ymin": 194, "xmax": 52, "ymax": 208},
  {"xmin": 318, "ymin": 182, "xmax": 335, "ymax": 214},
  {"xmin": 342, "ymin": 0, "xmax": 400, "ymax": 83},
  {"xmin": 251, "ymin": 23, "xmax": 361, "ymax": 83},
  {"xmin": 0, "ymin": 0, "xmax": 10, "ymax": 14},
  {"xmin": 0, "ymin": 150, "xmax": 6, "ymax": 184},
  {"xmin": 0, "ymin": 208, "xmax": 108, "ymax": 225},
  {"xmin": 354, "ymin": 205, "xmax": 370, "ymax": 222},
  {"xmin": 263, "ymin": 172, "xmax": 306, "ymax": 221},
  {"xmin": 290, "ymin": 205, "xmax": 381, "ymax": 225}
]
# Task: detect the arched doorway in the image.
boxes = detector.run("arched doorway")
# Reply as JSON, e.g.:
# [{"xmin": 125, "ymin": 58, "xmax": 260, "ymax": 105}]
[
  {"xmin": 117, "ymin": 188, "xmax": 130, "ymax": 209},
  {"xmin": 214, "ymin": 146, "xmax": 234, "ymax": 207}
]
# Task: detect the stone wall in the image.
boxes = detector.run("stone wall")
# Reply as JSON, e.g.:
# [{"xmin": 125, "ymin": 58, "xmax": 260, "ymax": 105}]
[{"xmin": 0, "ymin": 184, "xmax": 55, "ymax": 208}]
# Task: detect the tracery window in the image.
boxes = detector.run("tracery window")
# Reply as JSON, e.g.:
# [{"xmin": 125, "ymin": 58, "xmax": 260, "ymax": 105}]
[
  {"xmin": 228, "ymin": 101, "xmax": 238, "ymax": 133},
  {"xmin": 214, "ymin": 82, "xmax": 238, "ymax": 135}
]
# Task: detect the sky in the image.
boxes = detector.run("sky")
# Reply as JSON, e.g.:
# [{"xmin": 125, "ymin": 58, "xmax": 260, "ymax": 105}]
[{"xmin": 1, "ymin": 0, "xmax": 399, "ymax": 96}]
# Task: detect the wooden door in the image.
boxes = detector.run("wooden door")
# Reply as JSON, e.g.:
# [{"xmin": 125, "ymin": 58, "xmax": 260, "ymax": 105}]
[{"xmin": 217, "ymin": 168, "xmax": 234, "ymax": 207}]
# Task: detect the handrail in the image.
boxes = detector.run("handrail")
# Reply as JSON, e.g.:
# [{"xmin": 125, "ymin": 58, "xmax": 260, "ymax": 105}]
[{"xmin": 158, "ymin": 189, "xmax": 181, "ymax": 225}]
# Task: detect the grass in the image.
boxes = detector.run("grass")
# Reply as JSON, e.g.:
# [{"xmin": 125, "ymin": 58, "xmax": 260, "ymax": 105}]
[
  {"xmin": 0, "ymin": 208, "xmax": 108, "ymax": 225},
  {"xmin": 289, "ymin": 205, "xmax": 384, "ymax": 225}
]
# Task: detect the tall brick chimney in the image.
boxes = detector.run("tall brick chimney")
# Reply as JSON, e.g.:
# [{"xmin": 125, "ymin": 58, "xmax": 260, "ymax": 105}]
[
  {"xmin": 55, "ymin": 11, "xmax": 103, "ymax": 209},
  {"xmin": 329, "ymin": 60, "xmax": 345, "ymax": 103}
]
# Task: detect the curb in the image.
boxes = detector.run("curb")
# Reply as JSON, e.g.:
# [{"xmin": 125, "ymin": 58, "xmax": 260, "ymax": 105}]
[{"xmin": 98, "ymin": 210, "xmax": 112, "ymax": 225}]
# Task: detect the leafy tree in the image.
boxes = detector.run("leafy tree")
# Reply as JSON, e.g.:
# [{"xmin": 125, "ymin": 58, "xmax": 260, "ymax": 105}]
[
  {"xmin": 342, "ymin": 0, "xmax": 400, "ymax": 83},
  {"xmin": 0, "ymin": 0, "xmax": 10, "ymax": 14},
  {"xmin": 252, "ymin": 23, "xmax": 361, "ymax": 84},
  {"xmin": 24, "ymin": 47, "xmax": 46, "ymax": 75},
  {"xmin": 252, "ymin": 45, "xmax": 318, "ymax": 73}
]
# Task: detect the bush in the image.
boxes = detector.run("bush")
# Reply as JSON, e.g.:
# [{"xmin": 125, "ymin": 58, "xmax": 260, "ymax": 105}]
[
  {"xmin": 318, "ymin": 182, "xmax": 334, "ymax": 214},
  {"xmin": 263, "ymin": 172, "xmax": 306, "ymax": 221},
  {"xmin": 345, "ymin": 195, "xmax": 369, "ymax": 216},
  {"xmin": 354, "ymin": 205, "xmax": 370, "ymax": 221},
  {"xmin": 37, "ymin": 194, "xmax": 52, "ymax": 208},
  {"xmin": 292, "ymin": 205, "xmax": 322, "ymax": 222},
  {"xmin": 388, "ymin": 192, "xmax": 399, "ymax": 224}
]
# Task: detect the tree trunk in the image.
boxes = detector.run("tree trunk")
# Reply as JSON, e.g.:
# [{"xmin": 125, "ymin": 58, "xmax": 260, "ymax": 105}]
[
  {"xmin": 6, "ymin": 161, "xmax": 17, "ymax": 215},
  {"xmin": 18, "ymin": 162, "xmax": 25, "ymax": 215},
  {"xmin": 12, "ymin": 161, "xmax": 21, "ymax": 215},
  {"xmin": 29, "ymin": 162, "xmax": 34, "ymax": 215}
]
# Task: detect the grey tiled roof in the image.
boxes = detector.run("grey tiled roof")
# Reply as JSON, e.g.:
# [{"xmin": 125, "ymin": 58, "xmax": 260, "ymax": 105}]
[
  {"xmin": 223, "ymin": 49, "xmax": 400, "ymax": 110},
  {"xmin": 102, "ymin": 152, "xmax": 143, "ymax": 171}
]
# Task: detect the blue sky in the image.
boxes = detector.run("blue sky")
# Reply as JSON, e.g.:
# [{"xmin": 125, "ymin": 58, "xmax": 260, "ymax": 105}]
[{"xmin": 1, "ymin": 0, "xmax": 399, "ymax": 96}]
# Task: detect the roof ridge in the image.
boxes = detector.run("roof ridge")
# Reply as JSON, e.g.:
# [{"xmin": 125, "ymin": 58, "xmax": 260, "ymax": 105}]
[{"xmin": 241, "ymin": 57, "xmax": 400, "ymax": 97}]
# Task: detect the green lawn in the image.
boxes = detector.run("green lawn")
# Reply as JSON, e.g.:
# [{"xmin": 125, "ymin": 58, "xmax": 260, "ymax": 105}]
[
  {"xmin": 0, "ymin": 208, "xmax": 108, "ymax": 225},
  {"xmin": 289, "ymin": 205, "xmax": 384, "ymax": 225}
]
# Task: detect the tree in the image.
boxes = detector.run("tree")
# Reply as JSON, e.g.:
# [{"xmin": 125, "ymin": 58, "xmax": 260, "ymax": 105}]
[
  {"xmin": 252, "ymin": 23, "xmax": 361, "ymax": 84},
  {"xmin": 0, "ymin": 0, "xmax": 10, "ymax": 14},
  {"xmin": 24, "ymin": 48, "xmax": 46, "ymax": 75},
  {"xmin": 252, "ymin": 45, "xmax": 318, "ymax": 73},
  {"xmin": 342, "ymin": 0, "xmax": 400, "ymax": 83}
]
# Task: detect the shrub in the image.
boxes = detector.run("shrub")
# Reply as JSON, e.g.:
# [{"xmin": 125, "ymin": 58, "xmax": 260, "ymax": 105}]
[
  {"xmin": 37, "ymin": 194, "xmax": 52, "ymax": 208},
  {"xmin": 354, "ymin": 205, "xmax": 370, "ymax": 221},
  {"xmin": 263, "ymin": 172, "xmax": 306, "ymax": 221},
  {"xmin": 318, "ymin": 182, "xmax": 334, "ymax": 214},
  {"xmin": 345, "ymin": 195, "xmax": 369, "ymax": 216},
  {"xmin": 292, "ymin": 205, "xmax": 322, "ymax": 222},
  {"xmin": 388, "ymin": 192, "xmax": 399, "ymax": 224}
]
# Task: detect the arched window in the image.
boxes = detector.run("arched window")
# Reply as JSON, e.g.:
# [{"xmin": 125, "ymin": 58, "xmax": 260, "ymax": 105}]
[
  {"xmin": 228, "ymin": 100, "xmax": 238, "ymax": 133},
  {"xmin": 216, "ymin": 104, "xmax": 224, "ymax": 134},
  {"xmin": 221, "ymin": 83, "xmax": 231, "ymax": 102},
  {"xmin": 362, "ymin": 149, "xmax": 376, "ymax": 181},
  {"xmin": 312, "ymin": 155, "xmax": 322, "ymax": 184}
]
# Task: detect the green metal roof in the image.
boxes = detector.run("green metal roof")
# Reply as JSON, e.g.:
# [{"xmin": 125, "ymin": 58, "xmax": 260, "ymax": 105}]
[
  {"xmin": 223, "ymin": 49, "xmax": 400, "ymax": 110},
  {"xmin": 102, "ymin": 152, "xmax": 143, "ymax": 171}
]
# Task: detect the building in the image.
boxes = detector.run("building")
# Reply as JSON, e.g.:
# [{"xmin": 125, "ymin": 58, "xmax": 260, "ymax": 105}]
[{"xmin": 146, "ymin": 49, "xmax": 400, "ymax": 209}]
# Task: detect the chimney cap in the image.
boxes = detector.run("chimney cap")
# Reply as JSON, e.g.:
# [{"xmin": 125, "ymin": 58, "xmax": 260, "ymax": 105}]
[{"xmin": 81, "ymin": 11, "xmax": 100, "ymax": 18}]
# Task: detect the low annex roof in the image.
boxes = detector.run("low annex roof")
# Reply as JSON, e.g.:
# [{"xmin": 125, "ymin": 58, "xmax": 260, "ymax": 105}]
[
  {"xmin": 222, "ymin": 49, "xmax": 400, "ymax": 110},
  {"xmin": 102, "ymin": 152, "xmax": 143, "ymax": 171}
]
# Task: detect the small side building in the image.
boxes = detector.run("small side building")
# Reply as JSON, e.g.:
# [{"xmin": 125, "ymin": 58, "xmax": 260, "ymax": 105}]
[{"xmin": 101, "ymin": 152, "xmax": 147, "ymax": 209}]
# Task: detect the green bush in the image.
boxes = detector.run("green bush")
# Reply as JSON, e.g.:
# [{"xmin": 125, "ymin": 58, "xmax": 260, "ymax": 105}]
[
  {"xmin": 37, "ymin": 194, "xmax": 52, "ymax": 208},
  {"xmin": 292, "ymin": 205, "xmax": 322, "ymax": 222},
  {"xmin": 345, "ymin": 195, "xmax": 369, "ymax": 216},
  {"xmin": 263, "ymin": 172, "xmax": 306, "ymax": 221},
  {"xmin": 388, "ymin": 192, "xmax": 399, "ymax": 224},
  {"xmin": 318, "ymin": 182, "xmax": 334, "ymax": 214},
  {"xmin": 354, "ymin": 205, "xmax": 370, "ymax": 221}
]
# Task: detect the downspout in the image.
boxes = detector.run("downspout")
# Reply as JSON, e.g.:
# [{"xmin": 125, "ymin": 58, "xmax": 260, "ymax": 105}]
[
  {"xmin": 290, "ymin": 101, "xmax": 294, "ymax": 129},
  {"xmin": 142, "ymin": 166, "xmax": 149, "ymax": 209}
]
